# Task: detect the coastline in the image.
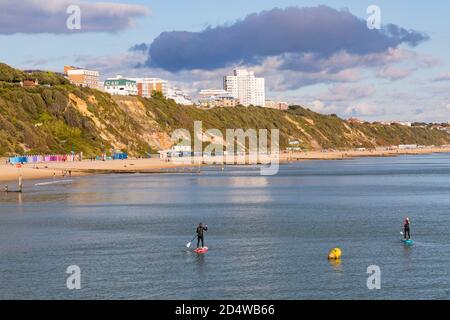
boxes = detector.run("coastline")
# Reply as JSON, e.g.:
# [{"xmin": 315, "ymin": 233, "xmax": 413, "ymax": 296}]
[
  {"xmin": 281, "ymin": 146, "xmax": 450, "ymax": 161},
  {"xmin": 0, "ymin": 158, "xmax": 199, "ymax": 184},
  {"xmin": 1, "ymin": 146, "xmax": 450, "ymax": 184}
]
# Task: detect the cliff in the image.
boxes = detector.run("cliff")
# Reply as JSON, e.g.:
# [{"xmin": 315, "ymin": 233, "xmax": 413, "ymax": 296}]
[{"xmin": 1, "ymin": 63, "xmax": 449, "ymax": 156}]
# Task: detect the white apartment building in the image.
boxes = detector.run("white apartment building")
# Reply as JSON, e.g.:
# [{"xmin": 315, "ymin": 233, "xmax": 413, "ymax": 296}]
[
  {"xmin": 104, "ymin": 75, "xmax": 138, "ymax": 96},
  {"xmin": 223, "ymin": 69, "xmax": 265, "ymax": 107},
  {"xmin": 129, "ymin": 78, "xmax": 168, "ymax": 98},
  {"xmin": 167, "ymin": 87, "xmax": 193, "ymax": 105},
  {"xmin": 199, "ymin": 89, "xmax": 231, "ymax": 98}
]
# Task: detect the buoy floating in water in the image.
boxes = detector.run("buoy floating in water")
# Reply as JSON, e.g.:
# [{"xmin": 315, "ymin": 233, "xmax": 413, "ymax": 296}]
[{"xmin": 328, "ymin": 247, "xmax": 342, "ymax": 260}]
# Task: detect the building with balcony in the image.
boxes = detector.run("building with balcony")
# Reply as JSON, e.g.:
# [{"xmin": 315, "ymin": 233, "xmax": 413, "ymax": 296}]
[
  {"xmin": 265, "ymin": 100, "xmax": 289, "ymax": 110},
  {"xmin": 64, "ymin": 65, "xmax": 100, "ymax": 89},
  {"xmin": 130, "ymin": 78, "xmax": 168, "ymax": 98},
  {"xmin": 223, "ymin": 69, "xmax": 265, "ymax": 107},
  {"xmin": 166, "ymin": 87, "xmax": 193, "ymax": 105},
  {"xmin": 198, "ymin": 89, "xmax": 239, "ymax": 108},
  {"xmin": 104, "ymin": 75, "xmax": 138, "ymax": 96}
]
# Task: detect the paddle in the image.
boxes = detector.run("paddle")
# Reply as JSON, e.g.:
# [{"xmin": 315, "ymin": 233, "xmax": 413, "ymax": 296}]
[{"xmin": 186, "ymin": 235, "xmax": 196, "ymax": 248}]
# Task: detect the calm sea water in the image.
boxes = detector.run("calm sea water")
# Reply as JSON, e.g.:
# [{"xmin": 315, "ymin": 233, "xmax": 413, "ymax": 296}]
[{"xmin": 1, "ymin": 154, "xmax": 449, "ymax": 300}]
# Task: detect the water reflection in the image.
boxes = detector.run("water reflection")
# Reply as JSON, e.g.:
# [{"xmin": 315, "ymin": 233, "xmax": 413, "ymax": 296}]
[
  {"xmin": 195, "ymin": 253, "xmax": 206, "ymax": 269},
  {"xmin": 0, "ymin": 192, "xmax": 23, "ymax": 208},
  {"xmin": 328, "ymin": 259, "xmax": 343, "ymax": 274},
  {"xmin": 402, "ymin": 243, "xmax": 413, "ymax": 258}
]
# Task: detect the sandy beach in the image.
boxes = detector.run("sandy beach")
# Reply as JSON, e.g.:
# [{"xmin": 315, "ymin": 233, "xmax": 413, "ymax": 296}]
[
  {"xmin": 1, "ymin": 146, "xmax": 450, "ymax": 184},
  {"xmin": 281, "ymin": 146, "xmax": 450, "ymax": 160},
  {"xmin": 0, "ymin": 158, "xmax": 198, "ymax": 184}
]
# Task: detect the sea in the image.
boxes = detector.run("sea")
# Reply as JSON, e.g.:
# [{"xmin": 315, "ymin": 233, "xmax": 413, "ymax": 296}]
[{"xmin": 1, "ymin": 153, "xmax": 449, "ymax": 299}]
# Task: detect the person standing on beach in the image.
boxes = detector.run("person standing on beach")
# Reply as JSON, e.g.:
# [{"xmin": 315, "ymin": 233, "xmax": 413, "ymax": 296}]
[
  {"xmin": 403, "ymin": 217, "xmax": 411, "ymax": 239},
  {"xmin": 196, "ymin": 223, "xmax": 208, "ymax": 248}
]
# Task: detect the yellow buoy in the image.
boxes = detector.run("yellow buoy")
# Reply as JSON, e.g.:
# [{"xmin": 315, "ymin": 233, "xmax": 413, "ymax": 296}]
[{"xmin": 328, "ymin": 247, "xmax": 342, "ymax": 260}]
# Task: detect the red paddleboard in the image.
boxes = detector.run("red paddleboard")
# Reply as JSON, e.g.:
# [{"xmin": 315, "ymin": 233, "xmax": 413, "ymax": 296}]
[{"xmin": 193, "ymin": 247, "xmax": 208, "ymax": 254}]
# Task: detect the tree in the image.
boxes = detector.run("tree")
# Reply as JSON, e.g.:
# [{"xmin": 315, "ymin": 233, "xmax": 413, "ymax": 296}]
[{"xmin": 151, "ymin": 90, "xmax": 165, "ymax": 99}]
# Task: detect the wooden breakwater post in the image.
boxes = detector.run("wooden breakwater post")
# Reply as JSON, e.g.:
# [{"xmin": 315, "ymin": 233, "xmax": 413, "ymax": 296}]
[
  {"xmin": 18, "ymin": 174, "xmax": 23, "ymax": 193},
  {"xmin": 3, "ymin": 174, "xmax": 23, "ymax": 193}
]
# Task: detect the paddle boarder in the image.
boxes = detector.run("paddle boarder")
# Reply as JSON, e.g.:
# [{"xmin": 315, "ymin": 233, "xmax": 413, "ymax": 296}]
[
  {"xmin": 403, "ymin": 217, "xmax": 411, "ymax": 240},
  {"xmin": 196, "ymin": 223, "xmax": 208, "ymax": 248}
]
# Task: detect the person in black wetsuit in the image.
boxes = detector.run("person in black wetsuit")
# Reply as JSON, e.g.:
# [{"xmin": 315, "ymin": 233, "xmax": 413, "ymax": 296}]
[
  {"xmin": 196, "ymin": 223, "xmax": 208, "ymax": 248},
  {"xmin": 403, "ymin": 217, "xmax": 411, "ymax": 239}
]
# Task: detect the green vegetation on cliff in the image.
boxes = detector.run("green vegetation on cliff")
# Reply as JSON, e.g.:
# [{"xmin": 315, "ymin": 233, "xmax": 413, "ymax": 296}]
[
  {"xmin": 1, "ymin": 63, "xmax": 449, "ymax": 157},
  {"xmin": 0, "ymin": 63, "xmax": 69, "ymax": 86}
]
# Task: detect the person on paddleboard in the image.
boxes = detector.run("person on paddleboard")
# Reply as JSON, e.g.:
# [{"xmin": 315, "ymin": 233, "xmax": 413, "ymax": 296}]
[
  {"xmin": 196, "ymin": 223, "xmax": 208, "ymax": 248},
  {"xmin": 403, "ymin": 217, "xmax": 411, "ymax": 239}
]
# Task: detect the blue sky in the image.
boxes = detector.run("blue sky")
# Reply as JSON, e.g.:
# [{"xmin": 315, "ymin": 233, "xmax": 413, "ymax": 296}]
[{"xmin": 0, "ymin": 0, "xmax": 449, "ymax": 122}]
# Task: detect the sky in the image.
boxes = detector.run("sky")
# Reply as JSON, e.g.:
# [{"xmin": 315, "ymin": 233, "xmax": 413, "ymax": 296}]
[{"xmin": 0, "ymin": 0, "xmax": 449, "ymax": 122}]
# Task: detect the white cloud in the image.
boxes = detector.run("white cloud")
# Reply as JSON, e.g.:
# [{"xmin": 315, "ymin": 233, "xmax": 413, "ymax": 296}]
[
  {"xmin": 376, "ymin": 66, "xmax": 413, "ymax": 81},
  {"xmin": 0, "ymin": 0, "xmax": 149, "ymax": 34},
  {"xmin": 345, "ymin": 102, "xmax": 381, "ymax": 117},
  {"xmin": 308, "ymin": 100, "xmax": 326, "ymax": 113},
  {"xmin": 318, "ymin": 84, "xmax": 375, "ymax": 102},
  {"xmin": 76, "ymin": 42, "xmax": 436, "ymax": 99}
]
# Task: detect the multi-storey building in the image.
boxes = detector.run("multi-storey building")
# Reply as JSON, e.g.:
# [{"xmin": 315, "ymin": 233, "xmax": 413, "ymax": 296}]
[
  {"xmin": 199, "ymin": 89, "xmax": 230, "ymax": 98},
  {"xmin": 104, "ymin": 75, "xmax": 138, "ymax": 96},
  {"xmin": 166, "ymin": 87, "xmax": 193, "ymax": 105},
  {"xmin": 223, "ymin": 69, "xmax": 265, "ymax": 107},
  {"xmin": 265, "ymin": 100, "xmax": 289, "ymax": 111},
  {"xmin": 129, "ymin": 78, "xmax": 168, "ymax": 98},
  {"xmin": 64, "ymin": 65, "xmax": 99, "ymax": 89},
  {"xmin": 198, "ymin": 89, "xmax": 238, "ymax": 108}
]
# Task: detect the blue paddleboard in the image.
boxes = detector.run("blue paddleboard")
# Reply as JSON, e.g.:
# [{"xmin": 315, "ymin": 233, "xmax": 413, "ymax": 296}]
[{"xmin": 402, "ymin": 239, "xmax": 413, "ymax": 245}]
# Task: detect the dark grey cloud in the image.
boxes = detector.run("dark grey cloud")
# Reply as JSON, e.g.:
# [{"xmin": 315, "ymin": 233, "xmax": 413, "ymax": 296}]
[
  {"xmin": 143, "ymin": 6, "xmax": 428, "ymax": 72},
  {"xmin": 129, "ymin": 43, "xmax": 149, "ymax": 52},
  {"xmin": 0, "ymin": 0, "xmax": 149, "ymax": 34}
]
